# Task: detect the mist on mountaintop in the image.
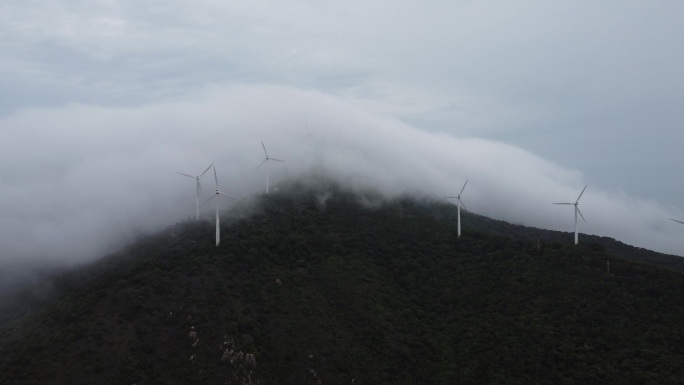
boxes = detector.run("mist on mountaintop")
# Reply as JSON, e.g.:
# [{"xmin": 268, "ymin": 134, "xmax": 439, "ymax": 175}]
[{"xmin": 0, "ymin": 85, "xmax": 682, "ymax": 281}]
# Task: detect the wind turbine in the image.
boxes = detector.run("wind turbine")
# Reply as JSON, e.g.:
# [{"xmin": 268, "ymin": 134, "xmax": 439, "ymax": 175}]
[
  {"xmin": 671, "ymin": 219, "xmax": 684, "ymax": 225},
  {"xmin": 257, "ymin": 141, "xmax": 285, "ymax": 194},
  {"xmin": 553, "ymin": 185, "xmax": 588, "ymax": 245},
  {"xmin": 302, "ymin": 120, "xmax": 315, "ymax": 142},
  {"xmin": 445, "ymin": 179, "xmax": 468, "ymax": 238},
  {"xmin": 200, "ymin": 167, "xmax": 237, "ymax": 246},
  {"xmin": 177, "ymin": 163, "xmax": 213, "ymax": 220}
]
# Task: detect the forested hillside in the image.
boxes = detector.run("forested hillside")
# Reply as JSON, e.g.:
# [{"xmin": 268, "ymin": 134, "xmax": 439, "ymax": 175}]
[{"xmin": 2, "ymin": 181, "xmax": 684, "ymax": 384}]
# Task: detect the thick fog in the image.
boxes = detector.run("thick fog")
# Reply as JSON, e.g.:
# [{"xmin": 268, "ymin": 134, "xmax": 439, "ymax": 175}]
[{"xmin": 1, "ymin": 85, "xmax": 682, "ymax": 276}]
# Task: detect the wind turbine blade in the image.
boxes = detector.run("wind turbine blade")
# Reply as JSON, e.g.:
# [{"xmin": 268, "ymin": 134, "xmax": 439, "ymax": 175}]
[
  {"xmin": 200, "ymin": 194, "xmax": 216, "ymax": 208},
  {"xmin": 576, "ymin": 185, "xmax": 588, "ymax": 202},
  {"xmin": 577, "ymin": 207, "xmax": 587, "ymax": 223},
  {"xmin": 261, "ymin": 141, "xmax": 268, "ymax": 157},
  {"xmin": 444, "ymin": 196, "xmax": 458, "ymax": 199},
  {"xmin": 459, "ymin": 179, "xmax": 468, "ymax": 196},
  {"xmin": 198, "ymin": 181, "xmax": 204, "ymax": 196},
  {"xmin": 671, "ymin": 219, "xmax": 684, "ymax": 225},
  {"xmin": 553, "ymin": 202, "xmax": 574, "ymax": 205},
  {"xmin": 458, "ymin": 198, "xmax": 468, "ymax": 213},
  {"xmin": 270, "ymin": 158, "xmax": 285, "ymax": 162},
  {"xmin": 256, "ymin": 158, "xmax": 267, "ymax": 170},
  {"xmin": 200, "ymin": 163, "xmax": 214, "ymax": 177},
  {"xmin": 218, "ymin": 192, "xmax": 238, "ymax": 200},
  {"xmin": 213, "ymin": 167, "xmax": 218, "ymax": 189},
  {"xmin": 177, "ymin": 172, "xmax": 195, "ymax": 179}
]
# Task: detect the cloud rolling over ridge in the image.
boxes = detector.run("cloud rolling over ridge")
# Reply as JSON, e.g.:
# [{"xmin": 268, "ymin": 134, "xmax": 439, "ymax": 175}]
[{"xmin": 1, "ymin": 85, "xmax": 682, "ymax": 272}]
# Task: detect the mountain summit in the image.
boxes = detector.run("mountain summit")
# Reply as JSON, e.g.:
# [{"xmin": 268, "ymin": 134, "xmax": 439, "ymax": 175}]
[{"xmin": 2, "ymin": 182, "xmax": 684, "ymax": 384}]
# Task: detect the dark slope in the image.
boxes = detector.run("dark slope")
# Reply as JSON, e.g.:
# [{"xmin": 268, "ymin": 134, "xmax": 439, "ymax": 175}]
[
  {"xmin": 432, "ymin": 202, "xmax": 684, "ymax": 271},
  {"xmin": 2, "ymin": 183, "xmax": 684, "ymax": 384}
]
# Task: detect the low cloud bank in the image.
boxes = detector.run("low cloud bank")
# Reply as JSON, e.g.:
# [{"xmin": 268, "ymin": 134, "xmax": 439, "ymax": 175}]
[{"xmin": 1, "ymin": 84, "xmax": 682, "ymax": 272}]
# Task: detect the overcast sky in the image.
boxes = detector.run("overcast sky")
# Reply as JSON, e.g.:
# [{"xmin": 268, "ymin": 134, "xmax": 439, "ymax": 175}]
[{"xmin": 1, "ymin": 0, "xmax": 683, "ymax": 269}]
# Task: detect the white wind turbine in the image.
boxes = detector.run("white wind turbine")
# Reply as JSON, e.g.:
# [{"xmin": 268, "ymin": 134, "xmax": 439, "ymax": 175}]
[
  {"xmin": 200, "ymin": 167, "xmax": 237, "ymax": 246},
  {"xmin": 553, "ymin": 185, "xmax": 588, "ymax": 245},
  {"xmin": 177, "ymin": 163, "xmax": 214, "ymax": 220},
  {"xmin": 257, "ymin": 141, "xmax": 285, "ymax": 194},
  {"xmin": 302, "ymin": 120, "xmax": 315, "ymax": 142},
  {"xmin": 445, "ymin": 179, "xmax": 469, "ymax": 238}
]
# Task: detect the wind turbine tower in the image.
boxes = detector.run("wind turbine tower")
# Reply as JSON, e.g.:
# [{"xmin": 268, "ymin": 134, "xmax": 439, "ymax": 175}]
[
  {"xmin": 302, "ymin": 120, "xmax": 314, "ymax": 142},
  {"xmin": 200, "ymin": 167, "xmax": 237, "ymax": 246},
  {"xmin": 177, "ymin": 163, "xmax": 213, "ymax": 220},
  {"xmin": 553, "ymin": 185, "xmax": 588, "ymax": 244},
  {"xmin": 257, "ymin": 141, "xmax": 285, "ymax": 194},
  {"xmin": 445, "ymin": 179, "xmax": 469, "ymax": 238}
]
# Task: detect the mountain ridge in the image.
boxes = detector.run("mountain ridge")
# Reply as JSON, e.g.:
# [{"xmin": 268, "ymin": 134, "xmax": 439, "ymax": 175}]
[{"xmin": 2, "ymin": 181, "xmax": 684, "ymax": 384}]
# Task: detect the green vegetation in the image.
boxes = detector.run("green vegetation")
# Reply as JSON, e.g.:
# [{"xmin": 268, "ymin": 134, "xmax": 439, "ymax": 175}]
[{"xmin": 2, "ymin": 181, "xmax": 684, "ymax": 384}]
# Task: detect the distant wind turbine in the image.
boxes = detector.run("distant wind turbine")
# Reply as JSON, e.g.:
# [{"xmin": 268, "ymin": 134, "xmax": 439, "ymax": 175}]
[
  {"xmin": 553, "ymin": 185, "xmax": 588, "ymax": 245},
  {"xmin": 671, "ymin": 219, "xmax": 684, "ymax": 225},
  {"xmin": 177, "ymin": 163, "xmax": 213, "ymax": 220},
  {"xmin": 302, "ymin": 120, "xmax": 314, "ymax": 141},
  {"xmin": 257, "ymin": 141, "xmax": 284, "ymax": 194},
  {"xmin": 200, "ymin": 167, "xmax": 237, "ymax": 246},
  {"xmin": 445, "ymin": 179, "xmax": 468, "ymax": 238}
]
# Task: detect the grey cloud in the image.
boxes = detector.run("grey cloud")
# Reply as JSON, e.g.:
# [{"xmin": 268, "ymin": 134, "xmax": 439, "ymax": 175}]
[
  {"xmin": 1, "ymin": 0, "xmax": 683, "ymax": 268},
  {"xmin": 0, "ymin": 85, "xmax": 682, "ymax": 275}
]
